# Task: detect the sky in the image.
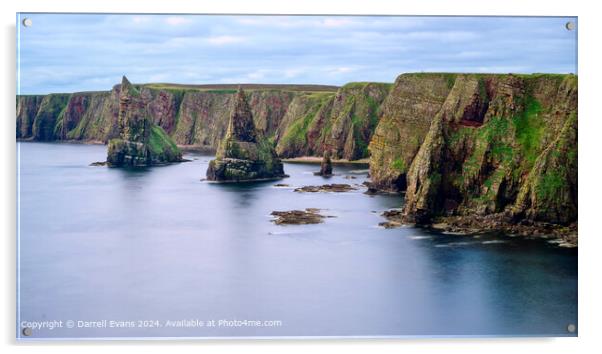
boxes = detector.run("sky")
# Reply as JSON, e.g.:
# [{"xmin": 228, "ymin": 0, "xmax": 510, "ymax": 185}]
[{"xmin": 17, "ymin": 14, "xmax": 577, "ymax": 94}]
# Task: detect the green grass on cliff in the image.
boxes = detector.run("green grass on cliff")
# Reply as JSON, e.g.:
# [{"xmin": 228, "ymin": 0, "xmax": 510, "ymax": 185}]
[
  {"xmin": 148, "ymin": 124, "xmax": 179, "ymax": 156},
  {"xmin": 391, "ymin": 158, "xmax": 406, "ymax": 173},
  {"xmin": 512, "ymin": 98, "xmax": 543, "ymax": 167},
  {"xmin": 342, "ymin": 82, "xmax": 393, "ymax": 90},
  {"xmin": 536, "ymin": 171, "xmax": 564, "ymax": 202},
  {"xmin": 32, "ymin": 94, "xmax": 70, "ymax": 140},
  {"xmin": 279, "ymin": 94, "xmax": 332, "ymax": 150},
  {"xmin": 280, "ymin": 109, "xmax": 315, "ymax": 147}
]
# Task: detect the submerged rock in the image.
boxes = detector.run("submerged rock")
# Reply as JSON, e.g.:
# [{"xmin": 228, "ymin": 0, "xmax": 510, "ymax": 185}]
[
  {"xmin": 106, "ymin": 76, "xmax": 182, "ymax": 167},
  {"xmin": 314, "ymin": 150, "xmax": 333, "ymax": 176},
  {"xmin": 294, "ymin": 184, "xmax": 357, "ymax": 193},
  {"xmin": 270, "ymin": 208, "xmax": 334, "ymax": 225},
  {"xmin": 206, "ymin": 87, "xmax": 287, "ymax": 182}
]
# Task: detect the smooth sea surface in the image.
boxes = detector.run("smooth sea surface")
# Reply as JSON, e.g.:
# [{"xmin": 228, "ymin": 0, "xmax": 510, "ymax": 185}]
[{"xmin": 17, "ymin": 142, "xmax": 577, "ymax": 339}]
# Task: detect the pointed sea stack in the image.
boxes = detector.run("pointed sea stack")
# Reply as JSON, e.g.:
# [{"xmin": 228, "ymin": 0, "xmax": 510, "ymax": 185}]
[
  {"xmin": 106, "ymin": 76, "xmax": 182, "ymax": 167},
  {"xmin": 206, "ymin": 87, "xmax": 286, "ymax": 182},
  {"xmin": 314, "ymin": 150, "xmax": 333, "ymax": 176}
]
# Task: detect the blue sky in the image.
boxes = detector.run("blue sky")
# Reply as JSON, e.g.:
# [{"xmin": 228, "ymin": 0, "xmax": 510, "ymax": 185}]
[{"xmin": 17, "ymin": 14, "xmax": 577, "ymax": 94}]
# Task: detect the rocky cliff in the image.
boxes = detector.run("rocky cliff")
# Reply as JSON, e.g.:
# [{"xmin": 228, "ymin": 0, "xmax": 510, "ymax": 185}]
[
  {"xmin": 368, "ymin": 74, "xmax": 454, "ymax": 192},
  {"xmin": 276, "ymin": 82, "xmax": 391, "ymax": 160},
  {"xmin": 370, "ymin": 73, "xmax": 577, "ymax": 228},
  {"xmin": 206, "ymin": 87, "xmax": 286, "ymax": 182},
  {"xmin": 17, "ymin": 73, "xmax": 578, "ymax": 228},
  {"xmin": 16, "ymin": 81, "xmax": 388, "ymax": 161}
]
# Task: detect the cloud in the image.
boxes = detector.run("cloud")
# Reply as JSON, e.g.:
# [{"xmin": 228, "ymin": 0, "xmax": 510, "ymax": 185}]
[
  {"xmin": 404, "ymin": 30, "xmax": 479, "ymax": 42},
  {"xmin": 321, "ymin": 18, "xmax": 355, "ymax": 28},
  {"xmin": 333, "ymin": 67, "xmax": 354, "ymax": 74},
  {"xmin": 132, "ymin": 16, "xmax": 151, "ymax": 24},
  {"xmin": 206, "ymin": 35, "xmax": 245, "ymax": 45},
  {"xmin": 165, "ymin": 16, "xmax": 191, "ymax": 26},
  {"xmin": 17, "ymin": 14, "xmax": 578, "ymax": 94}
]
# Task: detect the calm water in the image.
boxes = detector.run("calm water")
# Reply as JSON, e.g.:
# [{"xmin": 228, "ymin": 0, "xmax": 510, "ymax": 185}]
[{"xmin": 17, "ymin": 142, "xmax": 577, "ymax": 339}]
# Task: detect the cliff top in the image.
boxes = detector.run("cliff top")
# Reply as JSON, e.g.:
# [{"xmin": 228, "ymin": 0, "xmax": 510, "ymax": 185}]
[
  {"xmin": 141, "ymin": 83, "xmax": 341, "ymax": 93},
  {"xmin": 17, "ymin": 73, "xmax": 576, "ymax": 97}
]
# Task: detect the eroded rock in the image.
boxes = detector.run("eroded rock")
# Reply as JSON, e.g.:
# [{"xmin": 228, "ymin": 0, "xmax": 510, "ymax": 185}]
[
  {"xmin": 270, "ymin": 208, "xmax": 334, "ymax": 225},
  {"xmin": 294, "ymin": 184, "xmax": 357, "ymax": 193},
  {"xmin": 314, "ymin": 150, "xmax": 333, "ymax": 176},
  {"xmin": 206, "ymin": 87, "xmax": 287, "ymax": 182},
  {"xmin": 106, "ymin": 76, "xmax": 182, "ymax": 167}
]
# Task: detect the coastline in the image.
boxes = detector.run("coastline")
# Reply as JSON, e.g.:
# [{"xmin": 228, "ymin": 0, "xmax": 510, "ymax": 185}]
[
  {"xmin": 16, "ymin": 140, "xmax": 577, "ymax": 248},
  {"xmin": 380, "ymin": 210, "xmax": 578, "ymax": 248}
]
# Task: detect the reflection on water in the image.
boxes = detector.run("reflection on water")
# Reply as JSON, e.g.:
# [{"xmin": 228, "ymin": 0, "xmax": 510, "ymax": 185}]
[{"xmin": 17, "ymin": 142, "xmax": 577, "ymax": 338}]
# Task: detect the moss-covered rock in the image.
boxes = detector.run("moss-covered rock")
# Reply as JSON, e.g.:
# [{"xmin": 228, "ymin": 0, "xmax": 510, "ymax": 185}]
[
  {"xmin": 16, "ymin": 95, "xmax": 44, "ymax": 139},
  {"xmin": 206, "ymin": 87, "xmax": 286, "ymax": 182},
  {"xmin": 275, "ymin": 83, "xmax": 390, "ymax": 160},
  {"xmin": 397, "ymin": 73, "xmax": 577, "ymax": 226},
  {"xmin": 106, "ymin": 76, "xmax": 182, "ymax": 167},
  {"xmin": 31, "ymin": 94, "xmax": 70, "ymax": 141}
]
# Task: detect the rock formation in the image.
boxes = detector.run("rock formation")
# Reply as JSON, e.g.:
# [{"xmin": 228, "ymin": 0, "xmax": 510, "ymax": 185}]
[
  {"xmin": 314, "ymin": 150, "xmax": 333, "ymax": 176},
  {"xmin": 16, "ymin": 81, "xmax": 386, "ymax": 161},
  {"xmin": 106, "ymin": 76, "xmax": 182, "ymax": 167},
  {"xmin": 370, "ymin": 73, "xmax": 577, "ymax": 228},
  {"xmin": 206, "ymin": 87, "xmax": 286, "ymax": 182},
  {"xmin": 271, "ymin": 208, "xmax": 334, "ymax": 225},
  {"xmin": 294, "ymin": 184, "xmax": 356, "ymax": 193},
  {"xmin": 368, "ymin": 74, "xmax": 454, "ymax": 192},
  {"xmin": 16, "ymin": 73, "xmax": 578, "ymax": 231}
]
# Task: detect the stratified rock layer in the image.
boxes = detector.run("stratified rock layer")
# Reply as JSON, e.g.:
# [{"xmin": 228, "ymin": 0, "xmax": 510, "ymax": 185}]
[
  {"xmin": 106, "ymin": 76, "xmax": 182, "ymax": 167},
  {"xmin": 206, "ymin": 88, "xmax": 286, "ymax": 182},
  {"xmin": 368, "ymin": 74, "xmax": 454, "ymax": 192},
  {"xmin": 384, "ymin": 74, "xmax": 577, "ymax": 226}
]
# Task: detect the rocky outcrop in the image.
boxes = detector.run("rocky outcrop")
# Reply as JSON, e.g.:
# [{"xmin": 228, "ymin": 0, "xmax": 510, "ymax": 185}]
[
  {"xmin": 294, "ymin": 184, "xmax": 356, "ymax": 193},
  {"xmin": 314, "ymin": 150, "xmax": 333, "ymax": 176},
  {"xmin": 206, "ymin": 88, "xmax": 286, "ymax": 182},
  {"xmin": 271, "ymin": 208, "xmax": 334, "ymax": 225},
  {"xmin": 106, "ymin": 76, "xmax": 182, "ymax": 167},
  {"xmin": 395, "ymin": 74, "xmax": 577, "ymax": 226}
]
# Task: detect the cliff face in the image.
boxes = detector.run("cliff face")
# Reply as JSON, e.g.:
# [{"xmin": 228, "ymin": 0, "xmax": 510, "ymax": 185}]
[
  {"xmin": 16, "ymin": 95, "xmax": 44, "ymax": 139},
  {"xmin": 16, "ymin": 82, "xmax": 388, "ymax": 161},
  {"xmin": 394, "ymin": 74, "xmax": 577, "ymax": 225},
  {"xmin": 276, "ymin": 83, "xmax": 391, "ymax": 160},
  {"xmin": 368, "ymin": 74, "xmax": 455, "ymax": 192},
  {"xmin": 16, "ymin": 94, "xmax": 71, "ymax": 141},
  {"xmin": 172, "ymin": 90, "xmax": 295, "ymax": 150},
  {"xmin": 17, "ymin": 73, "xmax": 577, "ymax": 227}
]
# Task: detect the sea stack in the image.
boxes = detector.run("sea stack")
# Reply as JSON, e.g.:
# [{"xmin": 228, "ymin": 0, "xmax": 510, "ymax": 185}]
[
  {"xmin": 106, "ymin": 76, "xmax": 182, "ymax": 167},
  {"xmin": 314, "ymin": 150, "xmax": 333, "ymax": 176},
  {"xmin": 206, "ymin": 87, "xmax": 286, "ymax": 182}
]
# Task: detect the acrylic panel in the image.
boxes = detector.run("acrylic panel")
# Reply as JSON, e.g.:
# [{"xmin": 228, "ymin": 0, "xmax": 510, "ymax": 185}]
[{"xmin": 16, "ymin": 13, "xmax": 578, "ymax": 340}]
